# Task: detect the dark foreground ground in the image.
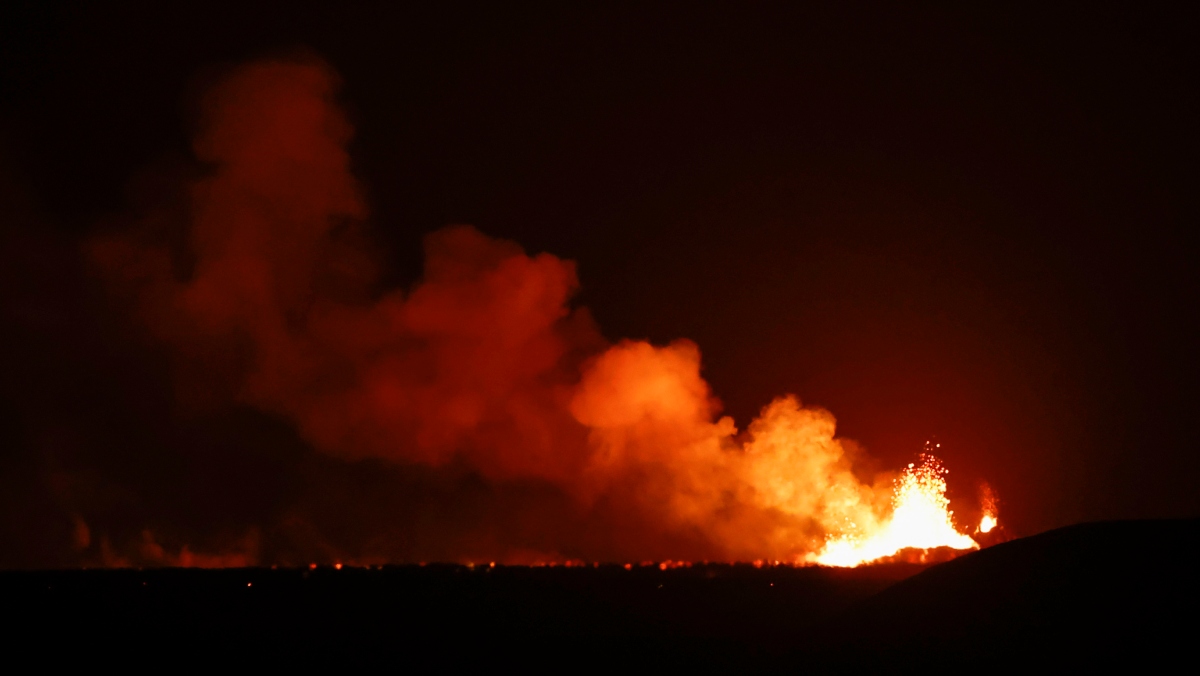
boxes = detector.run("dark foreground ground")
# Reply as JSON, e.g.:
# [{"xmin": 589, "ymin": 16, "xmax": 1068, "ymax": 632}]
[{"xmin": 4, "ymin": 519, "xmax": 1198, "ymax": 670}]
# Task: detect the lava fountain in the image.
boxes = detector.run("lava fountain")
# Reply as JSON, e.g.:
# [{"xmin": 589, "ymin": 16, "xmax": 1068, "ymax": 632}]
[
  {"xmin": 979, "ymin": 514, "xmax": 997, "ymax": 534},
  {"xmin": 814, "ymin": 448, "xmax": 980, "ymax": 567},
  {"xmin": 978, "ymin": 482, "xmax": 999, "ymax": 534}
]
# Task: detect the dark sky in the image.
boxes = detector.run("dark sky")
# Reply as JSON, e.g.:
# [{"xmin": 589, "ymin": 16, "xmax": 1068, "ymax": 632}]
[{"xmin": 1, "ymin": 2, "xmax": 1196, "ymax": 566}]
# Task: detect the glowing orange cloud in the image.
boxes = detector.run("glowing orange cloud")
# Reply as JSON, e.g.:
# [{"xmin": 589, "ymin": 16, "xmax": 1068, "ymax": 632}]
[{"xmin": 91, "ymin": 55, "xmax": 987, "ymax": 566}]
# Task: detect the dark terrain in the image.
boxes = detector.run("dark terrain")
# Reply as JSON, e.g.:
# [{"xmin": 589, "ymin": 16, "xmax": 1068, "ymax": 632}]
[
  {"xmin": 809, "ymin": 518, "xmax": 1200, "ymax": 669},
  {"xmin": 4, "ymin": 520, "xmax": 1197, "ymax": 669}
]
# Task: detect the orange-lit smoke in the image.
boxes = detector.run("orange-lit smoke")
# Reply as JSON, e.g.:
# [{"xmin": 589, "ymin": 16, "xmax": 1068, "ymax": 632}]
[
  {"xmin": 94, "ymin": 529, "xmax": 259, "ymax": 569},
  {"xmin": 91, "ymin": 56, "xmax": 981, "ymax": 565}
]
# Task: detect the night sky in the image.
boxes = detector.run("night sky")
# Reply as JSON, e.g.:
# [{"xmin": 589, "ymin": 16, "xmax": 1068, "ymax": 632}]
[{"xmin": 1, "ymin": 2, "xmax": 1195, "ymax": 568}]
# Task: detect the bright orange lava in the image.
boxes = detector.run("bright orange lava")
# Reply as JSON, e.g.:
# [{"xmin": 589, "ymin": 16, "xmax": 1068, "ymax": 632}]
[
  {"xmin": 978, "ymin": 481, "xmax": 999, "ymax": 534},
  {"xmin": 813, "ymin": 453, "xmax": 978, "ymax": 567},
  {"xmin": 979, "ymin": 514, "xmax": 997, "ymax": 533}
]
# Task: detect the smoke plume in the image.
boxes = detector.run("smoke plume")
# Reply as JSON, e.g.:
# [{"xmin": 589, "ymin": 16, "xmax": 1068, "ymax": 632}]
[{"xmin": 86, "ymin": 55, "xmax": 896, "ymax": 564}]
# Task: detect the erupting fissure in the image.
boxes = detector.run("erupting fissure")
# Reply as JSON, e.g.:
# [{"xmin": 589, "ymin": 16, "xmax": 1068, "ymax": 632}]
[
  {"xmin": 88, "ymin": 55, "xmax": 1002, "ymax": 568},
  {"xmin": 813, "ymin": 449, "xmax": 980, "ymax": 567}
]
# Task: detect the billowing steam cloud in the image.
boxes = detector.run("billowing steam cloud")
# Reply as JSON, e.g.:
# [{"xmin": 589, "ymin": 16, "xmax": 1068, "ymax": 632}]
[{"xmin": 90, "ymin": 56, "xmax": 895, "ymax": 564}]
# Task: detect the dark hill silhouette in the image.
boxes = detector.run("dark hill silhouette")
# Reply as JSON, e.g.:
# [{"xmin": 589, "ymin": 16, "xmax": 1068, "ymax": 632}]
[
  {"xmin": 4, "ymin": 520, "xmax": 1197, "ymax": 669},
  {"xmin": 803, "ymin": 519, "xmax": 1200, "ymax": 669}
]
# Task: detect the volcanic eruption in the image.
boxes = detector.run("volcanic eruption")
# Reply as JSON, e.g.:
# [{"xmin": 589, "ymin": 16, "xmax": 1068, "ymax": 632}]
[
  {"xmin": 85, "ymin": 54, "xmax": 995, "ymax": 568},
  {"xmin": 814, "ymin": 450, "xmax": 978, "ymax": 566}
]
